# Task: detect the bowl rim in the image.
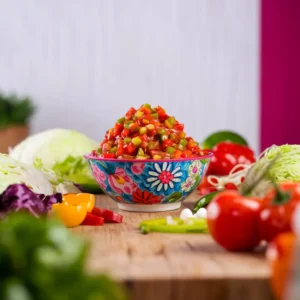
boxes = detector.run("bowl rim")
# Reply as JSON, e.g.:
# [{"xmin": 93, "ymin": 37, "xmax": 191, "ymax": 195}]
[{"xmin": 83, "ymin": 151, "xmax": 213, "ymax": 163}]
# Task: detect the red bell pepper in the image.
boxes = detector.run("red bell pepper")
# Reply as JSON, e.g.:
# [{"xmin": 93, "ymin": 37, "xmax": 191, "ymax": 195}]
[
  {"xmin": 92, "ymin": 207, "xmax": 123, "ymax": 223},
  {"xmin": 81, "ymin": 213, "xmax": 104, "ymax": 226}
]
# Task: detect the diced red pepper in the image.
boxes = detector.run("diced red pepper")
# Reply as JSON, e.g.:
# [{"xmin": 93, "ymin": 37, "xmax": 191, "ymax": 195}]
[
  {"xmin": 126, "ymin": 142, "xmax": 136, "ymax": 155},
  {"xmin": 91, "ymin": 207, "xmax": 123, "ymax": 223},
  {"xmin": 81, "ymin": 213, "xmax": 104, "ymax": 226},
  {"xmin": 103, "ymin": 153, "xmax": 115, "ymax": 158},
  {"xmin": 162, "ymin": 139, "xmax": 174, "ymax": 149}
]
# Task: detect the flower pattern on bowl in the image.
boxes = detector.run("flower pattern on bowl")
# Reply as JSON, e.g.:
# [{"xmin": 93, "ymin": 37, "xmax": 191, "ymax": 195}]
[
  {"xmin": 108, "ymin": 167, "xmax": 137, "ymax": 195},
  {"xmin": 131, "ymin": 162, "xmax": 144, "ymax": 175},
  {"xmin": 146, "ymin": 162, "xmax": 182, "ymax": 192},
  {"xmin": 181, "ymin": 177, "xmax": 196, "ymax": 192},
  {"xmin": 92, "ymin": 164, "xmax": 107, "ymax": 189},
  {"xmin": 188, "ymin": 160, "xmax": 202, "ymax": 178},
  {"xmin": 132, "ymin": 188, "xmax": 162, "ymax": 204}
]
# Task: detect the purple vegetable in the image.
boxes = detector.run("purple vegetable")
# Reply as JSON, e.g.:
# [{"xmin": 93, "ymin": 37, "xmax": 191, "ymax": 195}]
[{"xmin": 0, "ymin": 184, "xmax": 62, "ymax": 217}]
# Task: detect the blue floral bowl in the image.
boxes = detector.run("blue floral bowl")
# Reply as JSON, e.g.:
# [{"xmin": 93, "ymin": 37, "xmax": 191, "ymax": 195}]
[{"xmin": 84, "ymin": 152, "xmax": 213, "ymax": 212}]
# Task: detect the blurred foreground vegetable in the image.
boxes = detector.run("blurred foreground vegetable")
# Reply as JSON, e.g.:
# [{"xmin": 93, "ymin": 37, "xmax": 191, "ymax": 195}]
[{"xmin": 0, "ymin": 213, "xmax": 126, "ymax": 300}]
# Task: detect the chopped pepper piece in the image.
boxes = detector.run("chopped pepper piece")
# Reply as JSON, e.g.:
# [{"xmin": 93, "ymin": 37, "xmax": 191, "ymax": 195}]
[
  {"xmin": 81, "ymin": 213, "xmax": 104, "ymax": 226},
  {"xmin": 92, "ymin": 207, "xmax": 123, "ymax": 223}
]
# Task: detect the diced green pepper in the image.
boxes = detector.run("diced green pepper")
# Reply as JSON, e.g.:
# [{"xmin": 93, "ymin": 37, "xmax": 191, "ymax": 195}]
[
  {"xmin": 146, "ymin": 124, "xmax": 155, "ymax": 131},
  {"xmin": 117, "ymin": 117, "xmax": 125, "ymax": 124},
  {"xmin": 148, "ymin": 141, "xmax": 154, "ymax": 149},
  {"xmin": 179, "ymin": 139, "xmax": 188, "ymax": 146},
  {"xmin": 139, "ymin": 217, "xmax": 208, "ymax": 234},
  {"xmin": 156, "ymin": 128, "xmax": 166, "ymax": 135},
  {"xmin": 137, "ymin": 148, "xmax": 145, "ymax": 156},
  {"xmin": 169, "ymin": 133, "xmax": 177, "ymax": 140},
  {"xmin": 109, "ymin": 146, "xmax": 117, "ymax": 153},
  {"xmin": 124, "ymin": 137, "xmax": 131, "ymax": 144},
  {"xmin": 135, "ymin": 110, "xmax": 144, "ymax": 119},
  {"xmin": 132, "ymin": 137, "xmax": 142, "ymax": 147},
  {"xmin": 178, "ymin": 144, "xmax": 185, "ymax": 151},
  {"xmin": 124, "ymin": 121, "xmax": 133, "ymax": 129},
  {"xmin": 159, "ymin": 134, "xmax": 168, "ymax": 141},
  {"xmin": 166, "ymin": 146, "xmax": 175, "ymax": 154},
  {"xmin": 143, "ymin": 103, "xmax": 152, "ymax": 109},
  {"xmin": 139, "ymin": 127, "xmax": 147, "ymax": 135},
  {"xmin": 151, "ymin": 113, "xmax": 158, "ymax": 119},
  {"xmin": 165, "ymin": 117, "xmax": 176, "ymax": 128},
  {"xmin": 97, "ymin": 148, "xmax": 103, "ymax": 155},
  {"xmin": 193, "ymin": 191, "xmax": 220, "ymax": 213}
]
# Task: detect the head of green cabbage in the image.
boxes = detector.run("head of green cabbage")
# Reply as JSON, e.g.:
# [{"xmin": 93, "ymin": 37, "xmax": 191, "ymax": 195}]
[
  {"xmin": 10, "ymin": 129, "xmax": 101, "ymax": 193},
  {"xmin": 240, "ymin": 144, "xmax": 300, "ymax": 196}
]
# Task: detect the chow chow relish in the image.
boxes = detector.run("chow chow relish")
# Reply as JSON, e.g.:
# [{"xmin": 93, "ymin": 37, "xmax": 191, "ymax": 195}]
[{"xmin": 93, "ymin": 104, "xmax": 204, "ymax": 160}]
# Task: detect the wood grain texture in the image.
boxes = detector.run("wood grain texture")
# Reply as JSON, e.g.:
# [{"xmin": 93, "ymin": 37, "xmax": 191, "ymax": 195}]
[
  {"xmin": 0, "ymin": 0, "xmax": 259, "ymax": 152},
  {"xmin": 72, "ymin": 192, "xmax": 275, "ymax": 300}
]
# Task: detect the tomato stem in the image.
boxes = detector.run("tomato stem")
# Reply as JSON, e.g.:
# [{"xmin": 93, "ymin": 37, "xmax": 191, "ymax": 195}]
[{"xmin": 272, "ymin": 182, "xmax": 291, "ymax": 206}]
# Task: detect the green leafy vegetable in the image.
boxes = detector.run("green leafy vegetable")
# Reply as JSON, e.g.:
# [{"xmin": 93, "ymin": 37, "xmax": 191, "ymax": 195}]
[
  {"xmin": 0, "ymin": 92, "xmax": 35, "ymax": 129},
  {"xmin": 0, "ymin": 154, "xmax": 80, "ymax": 195},
  {"xmin": 10, "ymin": 129, "xmax": 102, "ymax": 193},
  {"xmin": 0, "ymin": 213, "xmax": 126, "ymax": 300}
]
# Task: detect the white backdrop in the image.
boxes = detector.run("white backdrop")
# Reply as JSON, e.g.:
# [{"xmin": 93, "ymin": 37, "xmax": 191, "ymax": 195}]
[{"xmin": 0, "ymin": 0, "xmax": 260, "ymax": 151}]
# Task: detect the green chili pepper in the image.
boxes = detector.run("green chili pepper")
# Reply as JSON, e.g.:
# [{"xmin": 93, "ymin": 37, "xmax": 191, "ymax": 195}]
[
  {"xmin": 139, "ymin": 217, "xmax": 208, "ymax": 234},
  {"xmin": 117, "ymin": 117, "xmax": 125, "ymax": 124},
  {"xmin": 193, "ymin": 191, "xmax": 220, "ymax": 213},
  {"xmin": 151, "ymin": 113, "xmax": 159, "ymax": 119}
]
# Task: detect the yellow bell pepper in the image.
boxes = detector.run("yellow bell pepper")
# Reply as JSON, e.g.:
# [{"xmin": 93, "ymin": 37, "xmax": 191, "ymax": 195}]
[
  {"xmin": 63, "ymin": 193, "xmax": 95, "ymax": 212},
  {"xmin": 52, "ymin": 201, "xmax": 87, "ymax": 228}
]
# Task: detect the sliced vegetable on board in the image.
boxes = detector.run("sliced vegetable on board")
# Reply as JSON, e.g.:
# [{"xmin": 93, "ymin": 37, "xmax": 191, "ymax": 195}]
[{"xmin": 139, "ymin": 217, "xmax": 208, "ymax": 234}]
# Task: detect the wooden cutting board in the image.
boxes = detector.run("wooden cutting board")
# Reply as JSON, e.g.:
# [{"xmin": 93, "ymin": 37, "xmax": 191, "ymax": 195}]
[{"xmin": 71, "ymin": 191, "xmax": 275, "ymax": 300}]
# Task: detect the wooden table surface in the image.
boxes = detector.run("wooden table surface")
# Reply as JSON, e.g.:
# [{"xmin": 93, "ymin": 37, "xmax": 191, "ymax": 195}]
[{"xmin": 72, "ymin": 192, "xmax": 275, "ymax": 300}]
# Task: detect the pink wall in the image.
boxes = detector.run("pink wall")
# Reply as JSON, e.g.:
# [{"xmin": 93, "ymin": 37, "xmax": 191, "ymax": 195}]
[{"xmin": 261, "ymin": 0, "xmax": 300, "ymax": 151}]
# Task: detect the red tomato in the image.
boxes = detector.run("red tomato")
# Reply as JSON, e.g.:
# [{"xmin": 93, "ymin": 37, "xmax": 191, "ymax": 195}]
[
  {"xmin": 207, "ymin": 190, "xmax": 262, "ymax": 251},
  {"xmin": 258, "ymin": 182, "xmax": 300, "ymax": 242}
]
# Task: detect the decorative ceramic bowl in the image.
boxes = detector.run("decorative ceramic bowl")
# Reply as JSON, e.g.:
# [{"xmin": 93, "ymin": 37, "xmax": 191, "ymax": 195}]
[{"xmin": 84, "ymin": 152, "xmax": 213, "ymax": 212}]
